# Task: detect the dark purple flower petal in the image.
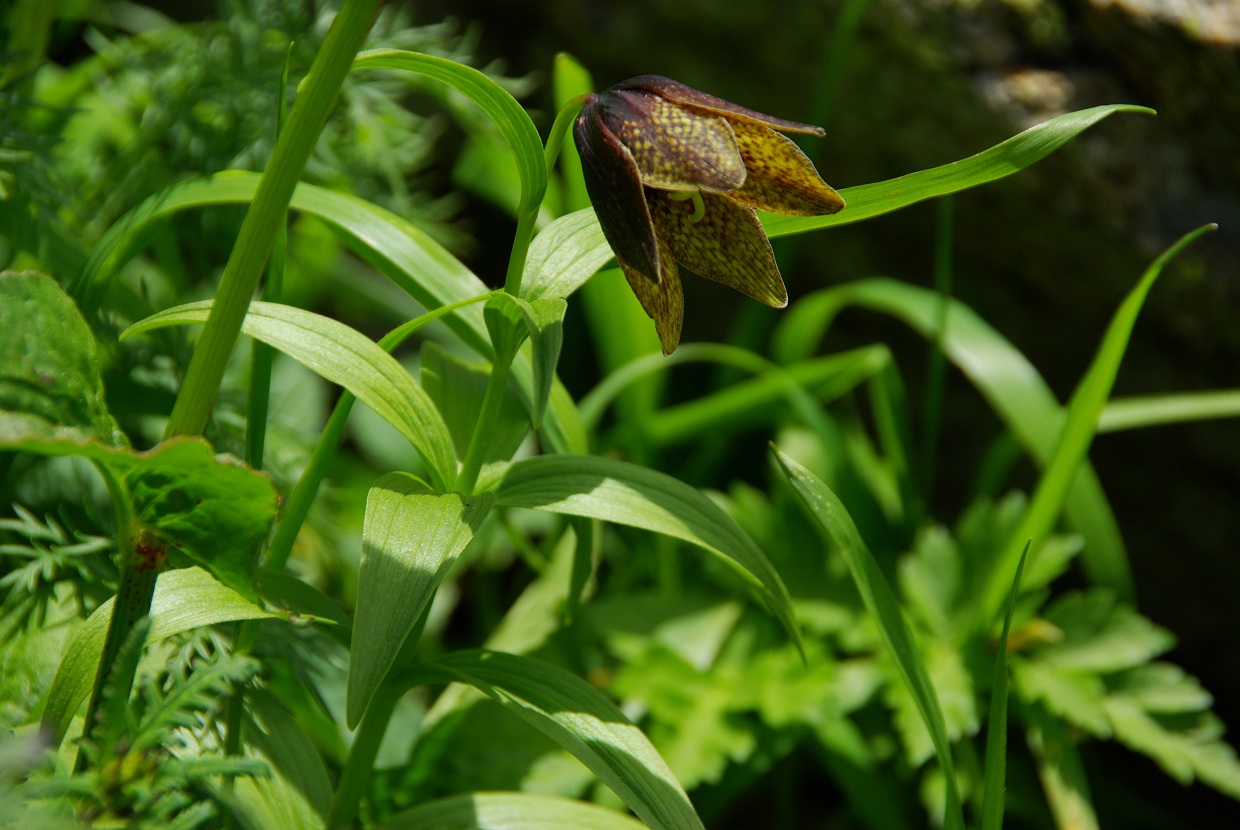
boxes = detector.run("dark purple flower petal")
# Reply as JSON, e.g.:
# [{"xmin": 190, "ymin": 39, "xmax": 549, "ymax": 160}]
[
  {"xmin": 618, "ymin": 246, "xmax": 684, "ymax": 355},
  {"xmin": 574, "ymin": 103, "xmax": 662, "ymax": 283}
]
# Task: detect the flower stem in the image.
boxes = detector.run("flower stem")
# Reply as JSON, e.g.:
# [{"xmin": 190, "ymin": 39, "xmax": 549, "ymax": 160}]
[
  {"xmin": 327, "ymin": 681, "xmax": 401, "ymax": 830},
  {"xmin": 163, "ymin": 0, "xmax": 381, "ymax": 440},
  {"xmin": 501, "ymin": 94, "xmax": 591, "ymax": 297},
  {"xmin": 456, "ymin": 353, "xmax": 513, "ymax": 494}
]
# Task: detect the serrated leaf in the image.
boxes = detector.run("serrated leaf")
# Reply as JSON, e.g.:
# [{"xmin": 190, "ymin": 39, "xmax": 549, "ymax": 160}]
[
  {"xmin": 1039, "ymin": 591, "xmax": 1175, "ymax": 673},
  {"xmin": 495, "ymin": 455, "xmax": 801, "ymax": 654},
  {"xmin": 413, "ymin": 650, "xmax": 704, "ymax": 830},
  {"xmin": 349, "ymin": 476, "xmax": 494, "ymax": 727},
  {"xmin": 108, "ymin": 439, "xmax": 278, "ymax": 602},
  {"xmin": 884, "ymin": 642, "xmax": 979, "ymax": 767},
  {"xmin": 123, "ymin": 300, "xmax": 458, "ymax": 490},
  {"xmin": 375, "ymin": 791, "xmax": 648, "ymax": 830},
  {"xmin": 773, "ymin": 447, "xmax": 964, "ymax": 830},
  {"xmin": 1104, "ymin": 697, "xmax": 1240, "ymax": 798},
  {"xmin": 42, "ymin": 567, "xmax": 277, "ymax": 746},
  {"xmin": 0, "ymin": 270, "xmax": 123, "ymax": 447},
  {"xmin": 1109, "ymin": 663, "xmax": 1213, "ymax": 714},
  {"xmin": 1013, "ymin": 659, "xmax": 1110, "ymax": 738}
]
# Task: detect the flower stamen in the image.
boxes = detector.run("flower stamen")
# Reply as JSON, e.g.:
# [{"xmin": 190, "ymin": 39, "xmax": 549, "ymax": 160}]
[{"xmin": 668, "ymin": 190, "xmax": 706, "ymax": 223}]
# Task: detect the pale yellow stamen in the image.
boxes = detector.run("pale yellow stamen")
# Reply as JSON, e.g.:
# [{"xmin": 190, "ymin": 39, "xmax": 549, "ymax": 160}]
[{"xmin": 668, "ymin": 190, "xmax": 706, "ymax": 223}]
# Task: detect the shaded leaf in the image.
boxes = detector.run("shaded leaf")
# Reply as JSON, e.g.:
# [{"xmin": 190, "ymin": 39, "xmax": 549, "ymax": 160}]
[{"xmin": 375, "ymin": 791, "xmax": 647, "ymax": 830}]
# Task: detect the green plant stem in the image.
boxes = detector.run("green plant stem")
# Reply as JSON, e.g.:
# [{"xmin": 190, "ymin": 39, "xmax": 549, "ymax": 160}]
[
  {"xmin": 327, "ymin": 681, "xmax": 401, "ymax": 830},
  {"xmin": 456, "ymin": 354, "xmax": 513, "ymax": 494},
  {"xmin": 501, "ymin": 95, "xmax": 588, "ymax": 296},
  {"xmin": 77, "ymin": 466, "xmax": 154, "ymax": 769},
  {"xmin": 164, "ymin": 0, "xmax": 380, "ymax": 440}
]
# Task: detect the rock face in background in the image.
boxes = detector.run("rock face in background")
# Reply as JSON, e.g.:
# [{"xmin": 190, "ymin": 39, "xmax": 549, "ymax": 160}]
[{"xmin": 421, "ymin": 0, "xmax": 1240, "ymax": 809}]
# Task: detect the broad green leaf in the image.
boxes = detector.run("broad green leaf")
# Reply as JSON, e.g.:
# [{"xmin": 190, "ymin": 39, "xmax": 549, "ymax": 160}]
[
  {"xmin": 421, "ymin": 342, "xmax": 529, "ymax": 472},
  {"xmin": 412, "ymin": 650, "xmax": 704, "ymax": 830},
  {"xmin": 522, "ymin": 208, "xmax": 614, "ymax": 301},
  {"xmin": 122, "ymin": 300, "xmax": 458, "ymax": 491},
  {"xmin": 255, "ymin": 568, "xmax": 353, "ymax": 647},
  {"xmin": 981, "ymin": 545, "xmax": 1028, "ymax": 830},
  {"xmin": 1100, "ymin": 390, "xmax": 1240, "ymax": 433},
  {"xmin": 771, "ymin": 276, "xmax": 1132, "ymax": 602},
  {"xmin": 74, "ymin": 172, "xmax": 586, "ymax": 455},
  {"xmin": 233, "ymin": 688, "xmax": 332, "ymax": 830},
  {"xmin": 108, "ymin": 439, "xmax": 278, "ymax": 602},
  {"xmin": 349, "ymin": 476, "xmax": 493, "ymax": 727},
  {"xmin": 352, "ymin": 49, "xmax": 546, "ymax": 217},
  {"xmin": 0, "ymin": 270, "xmax": 122, "ymax": 446},
  {"xmin": 773, "ymin": 447, "xmax": 964, "ymax": 830},
  {"xmin": 0, "ymin": 432, "xmax": 277, "ymax": 603},
  {"xmin": 494, "ymin": 455, "xmax": 802, "ymax": 653},
  {"xmin": 485, "ymin": 292, "xmax": 531, "ymax": 368},
  {"xmin": 514, "ymin": 296, "xmax": 567, "ymax": 428},
  {"xmin": 376, "ymin": 791, "xmax": 647, "ymax": 830},
  {"xmin": 42, "ymin": 567, "xmax": 276, "ymax": 746},
  {"xmin": 982, "ymin": 225, "xmax": 1216, "ymax": 620},
  {"xmin": 763, "ymin": 105, "xmax": 1154, "ymax": 237}
]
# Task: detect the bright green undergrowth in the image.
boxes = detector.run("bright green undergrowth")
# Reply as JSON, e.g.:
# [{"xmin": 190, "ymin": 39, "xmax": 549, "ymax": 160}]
[{"xmin": 2, "ymin": 2, "xmax": 1238, "ymax": 829}]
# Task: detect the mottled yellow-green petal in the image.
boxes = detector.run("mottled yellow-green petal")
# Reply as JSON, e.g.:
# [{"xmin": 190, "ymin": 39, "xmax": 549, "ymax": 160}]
[
  {"xmin": 598, "ymin": 89, "xmax": 746, "ymax": 193},
  {"xmin": 615, "ymin": 75, "xmax": 826, "ymax": 135},
  {"xmin": 649, "ymin": 190, "xmax": 788, "ymax": 308},
  {"xmin": 618, "ymin": 248, "xmax": 684, "ymax": 355},
  {"xmin": 574, "ymin": 104, "xmax": 663, "ymax": 283},
  {"xmin": 729, "ymin": 122, "xmax": 846, "ymax": 217}
]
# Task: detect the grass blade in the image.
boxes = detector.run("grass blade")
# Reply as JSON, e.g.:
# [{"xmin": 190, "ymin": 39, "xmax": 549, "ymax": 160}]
[{"xmin": 981, "ymin": 542, "xmax": 1030, "ymax": 830}]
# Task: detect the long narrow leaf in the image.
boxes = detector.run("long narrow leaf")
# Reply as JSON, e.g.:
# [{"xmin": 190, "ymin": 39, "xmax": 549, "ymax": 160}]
[
  {"xmin": 981, "ymin": 543, "xmax": 1029, "ymax": 830},
  {"xmin": 410, "ymin": 650, "xmax": 703, "ymax": 830},
  {"xmin": 980, "ymin": 225, "xmax": 1216, "ymax": 621},
  {"xmin": 495, "ymin": 454, "xmax": 802, "ymax": 654},
  {"xmin": 773, "ymin": 447, "xmax": 964, "ymax": 830},
  {"xmin": 763, "ymin": 105, "xmax": 1153, "ymax": 237},
  {"xmin": 75, "ymin": 172, "xmax": 586, "ymax": 454},
  {"xmin": 772, "ymin": 278, "xmax": 1133, "ymax": 600},
  {"xmin": 1099, "ymin": 390, "xmax": 1240, "ymax": 433},
  {"xmin": 122, "ymin": 300, "xmax": 458, "ymax": 491}
]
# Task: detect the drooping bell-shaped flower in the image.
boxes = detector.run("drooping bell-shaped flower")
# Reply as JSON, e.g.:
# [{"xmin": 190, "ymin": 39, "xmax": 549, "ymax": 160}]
[{"xmin": 573, "ymin": 75, "xmax": 845, "ymax": 354}]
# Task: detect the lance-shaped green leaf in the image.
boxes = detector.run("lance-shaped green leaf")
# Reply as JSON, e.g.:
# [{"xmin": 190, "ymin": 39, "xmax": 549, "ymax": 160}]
[
  {"xmin": 375, "ymin": 792, "xmax": 648, "ymax": 830},
  {"xmin": 514, "ymin": 296, "xmax": 567, "ymax": 427},
  {"xmin": 123, "ymin": 300, "xmax": 458, "ymax": 491},
  {"xmin": 75, "ymin": 172, "xmax": 587, "ymax": 455},
  {"xmin": 494, "ymin": 455, "xmax": 801, "ymax": 654},
  {"xmin": 348, "ymin": 475, "xmax": 494, "ymax": 727},
  {"xmin": 0, "ymin": 270, "xmax": 123, "ymax": 447},
  {"xmin": 773, "ymin": 447, "xmax": 964, "ymax": 830},
  {"xmin": 42, "ymin": 567, "xmax": 277, "ymax": 746},
  {"xmin": 410, "ymin": 650, "xmax": 704, "ymax": 830},
  {"xmin": 772, "ymin": 277, "xmax": 1133, "ymax": 601},
  {"xmin": 521, "ymin": 207, "xmax": 615, "ymax": 301},
  {"xmin": 762, "ymin": 104, "xmax": 1154, "ymax": 237},
  {"xmin": 234, "ymin": 688, "xmax": 333, "ymax": 830},
  {"xmin": 980, "ymin": 225, "xmax": 1216, "ymax": 622},
  {"xmin": 485, "ymin": 292, "xmax": 531, "ymax": 367}
]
